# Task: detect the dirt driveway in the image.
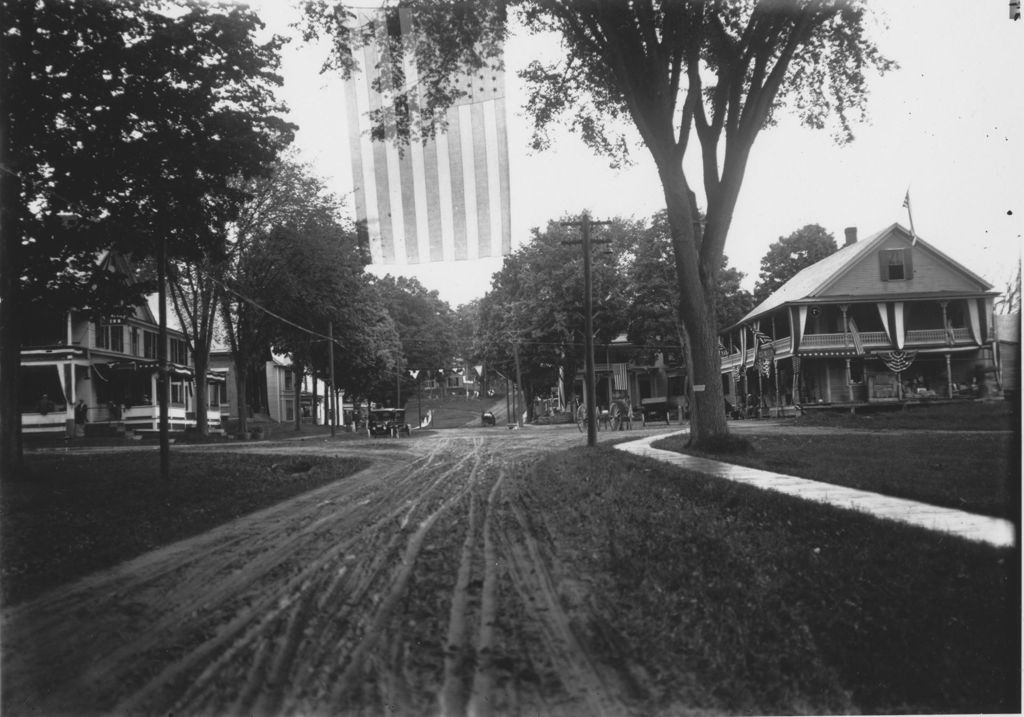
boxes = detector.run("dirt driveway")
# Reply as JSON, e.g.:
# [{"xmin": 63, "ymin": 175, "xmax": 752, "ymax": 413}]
[{"xmin": 2, "ymin": 424, "xmax": 677, "ymax": 716}]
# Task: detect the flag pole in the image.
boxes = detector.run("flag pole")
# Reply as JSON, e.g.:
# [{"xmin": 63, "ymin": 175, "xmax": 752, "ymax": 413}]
[{"xmin": 902, "ymin": 189, "xmax": 917, "ymax": 246}]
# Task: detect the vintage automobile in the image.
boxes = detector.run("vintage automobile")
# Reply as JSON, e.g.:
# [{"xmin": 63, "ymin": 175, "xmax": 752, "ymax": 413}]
[{"xmin": 366, "ymin": 408, "xmax": 411, "ymax": 438}]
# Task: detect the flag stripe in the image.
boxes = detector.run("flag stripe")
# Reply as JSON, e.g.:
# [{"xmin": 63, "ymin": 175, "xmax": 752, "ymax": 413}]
[
  {"xmin": 344, "ymin": 69, "xmax": 371, "ymax": 255},
  {"xmin": 421, "ymin": 138, "xmax": 443, "ymax": 262},
  {"xmin": 383, "ymin": 129, "xmax": 406, "ymax": 264},
  {"xmin": 495, "ymin": 96, "xmax": 512, "ymax": 256},
  {"xmin": 351, "ymin": 28, "xmax": 386, "ymax": 263},
  {"xmin": 435, "ymin": 131, "xmax": 456, "ymax": 262},
  {"xmin": 483, "ymin": 99, "xmax": 503, "ymax": 258},
  {"xmin": 471, "ymin": 101, "xmax": 490, "ymax": 259},
  {"xmin": 447, "ymin": 108, "xmax": 468, "ymax": 260},
  {"xmin": 459, "ymin": 103, "xmax": 479, "ymax": 261},
  {"xmin": 343, "ymin": 8, "xmax": 511, "ymax": 265}
]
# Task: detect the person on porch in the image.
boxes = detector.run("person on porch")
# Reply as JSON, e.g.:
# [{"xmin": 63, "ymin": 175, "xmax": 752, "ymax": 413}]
[
  {"xmin": 37, "ymin": 394, "xmax": 55, "ymax": 415},
  {"xmin": 74, "ymin": 399, "xmax": 88, "ymax": 437}
]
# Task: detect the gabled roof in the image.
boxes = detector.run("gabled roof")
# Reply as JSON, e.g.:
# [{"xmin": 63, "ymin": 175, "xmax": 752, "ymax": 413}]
[{"xmin": 731, "ymin": 223, "xmax": 995, "ymax": 328}]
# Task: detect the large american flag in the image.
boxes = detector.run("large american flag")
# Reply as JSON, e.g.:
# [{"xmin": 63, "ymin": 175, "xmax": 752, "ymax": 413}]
[{"xmin": 344, "ymin": 8, "xmax": 512, "ymax": 265}]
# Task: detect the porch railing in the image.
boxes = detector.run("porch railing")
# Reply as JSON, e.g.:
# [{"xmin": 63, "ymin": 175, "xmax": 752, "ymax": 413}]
[
  {"xmin": 905, "ymin": 327, "xmax": 972, "ymax": 345},
  {"xmin": 721, "ymin": 326, "xmax": 977, "ymax": 368}
]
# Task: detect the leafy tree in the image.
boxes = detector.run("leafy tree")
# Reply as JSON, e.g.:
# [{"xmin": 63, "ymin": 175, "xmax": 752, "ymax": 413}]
[
  {"xmin": 473, "ymin": 216, "xmax": 633, "ymax": 421},
  {"xmin": 370, "ymin": 275, "xmax": 457, "ymax": 406},
  {"xmin": 214, "ymin": 157, "xmax": 368, "ymax": 433},
  {"xmin": 626, "ymin": 211, "xmax": 753, "ymax": 357},
  {"xmin": 1, "ymin": 0, "xmax": 293, "ymax": 472},
  {"xmin": 753, "ymin": 223, "xmax": 839, "ymax": 304},
  {"xmin": 168, "ymin": 256, "xmax": 221, "ymax": 435},
  {"xmin": 171, "ymin": 155, "xmax": 348, "ymax": 434},
  {"xmin": 241, "ymin": 218, "xmax": 397, "ymax": 425},
  {"xmin": 305, "ymin": 0, "xmax": 893, "ymax": 446}
]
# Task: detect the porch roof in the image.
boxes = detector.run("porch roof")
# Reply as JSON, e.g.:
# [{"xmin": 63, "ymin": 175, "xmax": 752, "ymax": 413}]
[{"xmin": 727, "ymin": 223, "xmax": 996, "ymax": 330}]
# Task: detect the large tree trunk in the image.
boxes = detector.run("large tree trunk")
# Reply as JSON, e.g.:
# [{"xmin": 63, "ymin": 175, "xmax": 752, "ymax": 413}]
[
  {"xmin": 658, "ymin": 162, "xmax": 729, "ymax": 446},
  {"xmin": 233, "ymin": 366, "xmax": 248, "ymax": 435},
  {"xmin": 0, "ymin": 7, "xmax": 24, "ymax": 477},
  {"xmin": 193, "ymin": 351, "xmax": 210, "ymax": 435},
  {"xmin": 293, "ymin": 365, "xmax": 302, "ymax": 432},
  {"xmin": 0, "ymin": 138, "xmax": 22, "ymax": 477}
]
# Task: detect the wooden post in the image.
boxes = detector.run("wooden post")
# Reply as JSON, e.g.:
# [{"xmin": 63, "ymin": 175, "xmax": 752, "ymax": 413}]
[
  {"xmin": 328, "ymin": 321, "xmax": 335, "ymax": 437},
  {"xmin": 158, "ymin": 235, "xmax": 169, "ymax": 480},
  {"xmin": 513, "ymin": 340, "xmax": 524, "ymax": 427},
  {"xmin": 845, "ymin": 358, "xmax": 853, "ymax": 402},
  {"xmin": 561, "ymin": 214, "xmax": 611, "ymax": 446},
  {"xmin": 945, "ymin": 352, "xmax": 953, "ymax": 398}
]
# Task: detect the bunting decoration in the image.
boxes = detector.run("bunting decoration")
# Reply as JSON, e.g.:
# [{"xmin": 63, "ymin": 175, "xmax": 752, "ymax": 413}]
[
  {"xmin": 344, "ymin": 7, "xmax": 512, "ymax": 265},
  {"xmin": 878, "ymin": 350, "xmax": 917, "ymax": 373},
  {"xmin": 718, "ymin": 339, "xmax": 729, "ymax": 357}
]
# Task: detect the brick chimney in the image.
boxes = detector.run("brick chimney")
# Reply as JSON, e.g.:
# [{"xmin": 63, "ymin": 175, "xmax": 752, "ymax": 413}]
[{"xmin": 844, "ymin": 226, "xmax": 857, "ymax": 246}]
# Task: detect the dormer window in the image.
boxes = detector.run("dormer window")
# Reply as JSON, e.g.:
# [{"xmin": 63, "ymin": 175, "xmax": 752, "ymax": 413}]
[{"xmin": 879, "ymin": 248, "xmax": 913, "ymax": 281}]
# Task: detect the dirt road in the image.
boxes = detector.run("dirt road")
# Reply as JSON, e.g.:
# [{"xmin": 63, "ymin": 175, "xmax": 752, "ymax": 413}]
[{"xmin": 2, "ymin": 425, "xmax": 675, "ymax": 716}]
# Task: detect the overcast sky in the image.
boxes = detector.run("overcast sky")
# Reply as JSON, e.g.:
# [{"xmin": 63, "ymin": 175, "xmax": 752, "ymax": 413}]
[{"xmin": 253, "ymin": 1, "xmax": 1023, "ymax": 307}]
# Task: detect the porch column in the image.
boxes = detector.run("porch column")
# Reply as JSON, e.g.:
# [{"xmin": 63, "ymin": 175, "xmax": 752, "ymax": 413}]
[
  {"xmin": 773, "ymin": 358, "xmax": 780, "ymax": 411},
  {"xmin": 792, "ymin": 356, "xmax": 801, "ymax": 405},
  {"xmin": 945, "ymin": 353, "xmax": 953, "ymax": 398},
  {"xmin": 825, "ymin": 363, "xmax": 832, "ymax": 403},
  {"xmin": 845, "ymin": 358, "xmax": 852, "ymax": 402},
  {"xmin": 939, "ymin": 300, "xmax": 951, "ymax": 345},
  {"xmin": 840, "ymin": 304, "xmax": 849, "ymax": 346},
  {"xmin": 757, "ymin": 366, "xmax": 763, "ymax": 417},
  {"xmin": 894, "ymin": 302, "xmax": 905, "ymax": 349}
]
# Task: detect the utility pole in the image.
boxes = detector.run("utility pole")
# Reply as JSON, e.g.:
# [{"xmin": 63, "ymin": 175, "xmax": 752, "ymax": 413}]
[
  {"xmin": 157, "ymin": 235, "xmax": 170, "ymax": 480},
  {"xmin": 328, "ymin": 320, "xmax": 335, "ymax": 437},
  {"xmin": 512, "ymin": 339, "xmax": 524, "ymax": 427},
  {"xmin": 562, "ymin": 214, "xmax": 611, "ymax": 447}
]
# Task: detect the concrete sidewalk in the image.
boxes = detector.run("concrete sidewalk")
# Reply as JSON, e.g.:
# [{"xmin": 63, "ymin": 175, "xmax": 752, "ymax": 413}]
[{"xmin": 615, "ymin": 431, "xmax": 1016, "ymax": 548}]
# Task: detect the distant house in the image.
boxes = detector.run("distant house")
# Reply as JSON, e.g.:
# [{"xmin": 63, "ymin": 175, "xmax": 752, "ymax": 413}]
[
  {"xmin": 720, "ymin": 224, "xmax": 1001, "ymax": 412},
  {"xmin": 209, "ymin": 351, "xmax": 337, "ymax": 426},
  {"xmin": 571, "ymin": 334, "xmax": 688, "ymax": 418},
  {"xmin": 20, "ymin": 252, "xmax": 220, "ymax": 436}
]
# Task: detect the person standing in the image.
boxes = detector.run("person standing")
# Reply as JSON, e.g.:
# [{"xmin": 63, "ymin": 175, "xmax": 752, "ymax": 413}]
[{"xmin": 74, "ymin": 398, "xmax": 88, "ymax": 437}]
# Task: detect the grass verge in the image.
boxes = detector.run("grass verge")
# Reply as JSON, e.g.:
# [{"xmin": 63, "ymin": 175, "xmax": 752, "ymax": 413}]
[
  {"xmin": 521, "ymin": 446, "xmax": 1019, "ymax": 714},
  {"xmin": 1, "ymin": 450, "xmax": 369, "ymax": 607},
  {"xmin": 792, "ymin": 399, "xmax": 1016, "ymax": 431},
  {"xmin": 652, "ymin": 431, "xmax": 1016, "ymax": 518}
]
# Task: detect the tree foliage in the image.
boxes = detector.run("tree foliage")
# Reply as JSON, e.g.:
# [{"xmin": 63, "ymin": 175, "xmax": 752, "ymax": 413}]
[
  {"xmin": 752, "ymin": 223, "xmax": 838, "ymax": 304},
  {"xmin": 216, "ymin": 157, "xmax": 389, "ymax": 429},
  {"xmin": 471, "ymin": 216, "xmax": 634, "ymax": 420},
  {"xmin": 626, "ymin": 211, "xmax": 754, "ymax": 347},
  {"xmin": 1, "ymin": 0, "xmax": 293, "ymax": 471},
  {"xmin": 368, "ymin": 275, "xmax": 456, "ymax": 405},
  {"xmin": 3, "ymin": 0, "xmax": 293, "ymax": 312},
  {"xmin": 305, "ymin": 0, "xmax": 894, "ymax": 445}
]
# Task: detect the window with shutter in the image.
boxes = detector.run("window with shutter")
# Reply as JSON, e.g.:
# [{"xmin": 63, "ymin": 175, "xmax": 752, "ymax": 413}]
[{"xmin": 879, "ymin": 249, "xmax": 910, "ymax": 281}]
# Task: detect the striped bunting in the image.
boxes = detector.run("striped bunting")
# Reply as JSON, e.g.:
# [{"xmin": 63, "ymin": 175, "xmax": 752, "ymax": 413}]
[{"xmin": 344, "ymin": 8, "xmax": 512, "ymax": 265}]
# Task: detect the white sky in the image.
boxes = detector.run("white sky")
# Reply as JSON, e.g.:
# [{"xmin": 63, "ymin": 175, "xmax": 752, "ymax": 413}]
[{"xmin": 252, "ymin": 1, "xmax": 1023, "ymax": 307}]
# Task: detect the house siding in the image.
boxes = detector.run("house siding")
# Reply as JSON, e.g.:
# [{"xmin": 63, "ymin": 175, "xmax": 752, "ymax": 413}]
[{"xmin": 826, "ymin": 235, "xmax": 984, "ymax": 297}]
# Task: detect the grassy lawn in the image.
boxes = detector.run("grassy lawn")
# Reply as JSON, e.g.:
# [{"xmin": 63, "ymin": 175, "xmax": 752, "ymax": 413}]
[
  {"xmin": 793, "ymin": 399, "xmax": 1016, "ymax": 431},
  {"xmin": 0, "ymin": 450, "xmax": 368, "ymax": 607},
  {"xmin": 522, "ymin": 446, "xmax": 1019, "ymax": 714},
  {"xmin": 653, "ymin": 430, "xmax": 1017, "ymax": 518}
]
